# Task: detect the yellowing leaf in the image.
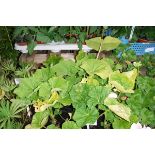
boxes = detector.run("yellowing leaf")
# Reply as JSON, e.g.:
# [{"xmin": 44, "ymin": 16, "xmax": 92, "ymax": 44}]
[
  {"xmin": 81, "ymin": 59, "xmax": 113, "ymax": 79},
  {"xmin": 104, "ymin": 98, "xmax": 131, "ymax": 122},
  {"xmin": 80, "ymin": 76, "xmax": 99, "ymax": 86},
  {"xmin": 109, "ymin": 69, "xmax": 137, "ymax": 93},
  {"xmin": 34, "ymin": 91, "xmax": 59, "ymax": 112},
  {"xmin": 48, "ymin": 91, "xmax": 59, "ymax": 104},
  {"xmin": 25, "ymin": 124, "xmax": 32, "ymax": 129},
  {"xmin": 102, "ymin": 36, "xmax": 121, "ymax": 51},
  {"xmin": 33, "ymin": 99, "xmax": 51, "ymax": 112}
]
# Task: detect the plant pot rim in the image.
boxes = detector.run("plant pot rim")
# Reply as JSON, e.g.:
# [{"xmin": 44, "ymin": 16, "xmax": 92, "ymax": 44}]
[
  {"xmin": 137, "ymin": 39, "xmax": 149, "ymax": 43},
  {"xmin": 17, "ymin": 41, "xmax": 45, "ymax": 46}
]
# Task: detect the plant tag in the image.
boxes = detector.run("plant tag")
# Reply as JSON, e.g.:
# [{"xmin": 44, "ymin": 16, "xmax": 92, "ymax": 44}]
[
  {"xmin": 14, "ymin": 78, "xmax": 20, "ymax": 85},
  {"xmin": 145, "ymin": 47, "xmax": 154, "ymax": 53}
]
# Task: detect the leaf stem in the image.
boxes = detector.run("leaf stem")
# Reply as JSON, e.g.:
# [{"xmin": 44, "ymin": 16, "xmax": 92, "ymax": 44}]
[
  {"xmin": 101, "ymin": 26, "xmax": 105, "ymax": 38},
  {"xmin": 96, "ymin": 41, "xmax": 103, "ymax": 59}
]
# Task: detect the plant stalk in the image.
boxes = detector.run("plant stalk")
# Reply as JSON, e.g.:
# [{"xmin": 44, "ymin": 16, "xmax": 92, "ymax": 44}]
[{"xmin": 96, "ymin": 41, "xmax": 103, "ymax": 59}]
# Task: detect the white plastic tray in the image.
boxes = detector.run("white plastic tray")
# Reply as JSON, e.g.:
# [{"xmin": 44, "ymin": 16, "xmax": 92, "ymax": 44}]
[{"xmin": 15, "ymin": 42, "xmax": 92, "ymax": 53}]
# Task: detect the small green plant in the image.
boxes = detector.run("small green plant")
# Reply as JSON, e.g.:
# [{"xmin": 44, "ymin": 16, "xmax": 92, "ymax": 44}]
[
  {"xmin": 0, "ymin": 27, "xmax": 18, "ymax": 61},
  {"xmin": 0, "ymin": 100, "xmax": 24, "ymax": 128}
]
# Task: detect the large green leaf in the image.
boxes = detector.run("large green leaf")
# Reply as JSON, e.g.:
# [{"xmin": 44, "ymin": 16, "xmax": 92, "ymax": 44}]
[
  {"xmin": 70, "ymin": 83, "xmax": 90, "ymax": 109},
  {"xmin": 76, "ymin": 50, "xmax": 87, "ymax": 61},
  {"xmin": 39, "ymin": 82, "xmax": 51, "ymax": 99},
  {"xmin": 85, "ymin": 37, "xmax": 103, "ymax": 51},
  {"xmin": 48, "ymin": 77, "xmax": 68, "ymax": 92},
  {"xmin": 87, "ymin": 85, "xmax": 111, "ymax": 108},
  {"xmin": 33, "ymin": 67, "xmax": 54, "ymax": 82},
  {"xmin": 48, "ymin": 77, "xmax": 70, "ymax": 102},
  {"xmin": 52, "ymin": 60, "xmax": 79, "ymax": 76},
  {"xmin": 102, "ymin": 36, "xmax": 121, "ymax": 51},
  {"xmin": 73, "ymin": 107, "xmax": 99, "ymax": 127},
  {"xmin": 104, "ymin": 98, "xmax": 131, "ymax": 122},
  {"xmin": 31, "ymin": 110, "xmax": 49, "ymax": 128},
  {"xmin": 81, "ymin": 59, "xmax": 113, "ymax": 79},
  {"xmin": 86, "ymin": 36, "xmax": 121, "ymax": 52},
  {"xmin": 14, "ymin": 68, "xmax": 54, "ymax": 100},
  {"xmin": 62, "ymin": 121, "xmax": 80, "ymax": 129},
  {"xmin": 14, "ymin": 77, "xmax": 39, "ymax": 100},
  {"xmin": 109, "ymin": 69, "xmax": 137, "ymax": 93}
]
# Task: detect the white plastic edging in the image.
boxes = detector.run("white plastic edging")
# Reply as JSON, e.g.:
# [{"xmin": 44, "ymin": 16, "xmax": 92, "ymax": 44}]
[
  {"xmin": 86, "ymin": 121, "xmax": 97, "ymax": 129},
  {"xmin": 15, "ymin": 43, "xmax": 92, "ymax": 53}
]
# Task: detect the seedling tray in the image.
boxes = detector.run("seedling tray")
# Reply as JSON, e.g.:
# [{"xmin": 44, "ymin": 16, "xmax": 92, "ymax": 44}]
[{"xmin": 128, "ymin": 43, "xmax": 155, "ymax": 55}]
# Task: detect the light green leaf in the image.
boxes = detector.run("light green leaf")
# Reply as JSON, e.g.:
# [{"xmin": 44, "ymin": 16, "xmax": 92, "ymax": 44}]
[
  {"xmin": 52, "ymin": 60, "xmax": 79, "ymax": 76},
  {"xmin": 81, "ymin": 59, "xmax": 113, "ymax": 79},
  {"xmin": 11, "ymin": 99, "xmax": 32, "ymax": 107},
  {"xmin": 87, "ymin": 85, "xmax": 111, "ymax": 108},
  {"xmin": 104, "ymin": 98, "xmax": 131, "ymax": 122},
  {"xmin": 48, "ymin": 77, "xmax": 68, "ymax": 92},
  {"xmin": 14, "ymin": 77, "xmax": 39, "ymax": 100},
  {"xmin": 76, "ymin": 50, "xmax": 87, "ymax": 61},
  {"xmin": 86, "ymin": 37, "xmax": 103, "ymax": 51},
  {"xmin": 36, "ymin": 33, "xmax": 51, "ymax": 43},
  {"xmin": 39, "ymin": 82, "xmax": 51, "ymax": 99},
  {"xmin": 62, "ymin": 121, "xmax": 80, "ymax": 129},
  {"xmin": 33, "ymin": 68, "xmax": 54, "ymax": 82},
  {"xmin": 73, "ymin": 107, "xmax": 99, "ymax": 127},
  {"xmin": 109, "ymin": 69, "xmax": 137, "ymax": 93},
  {"xmin": 102, "ymin": 36, "xmax": 121, "ymax": 51},
  {"xmin": 70, "ymin": 83, "xmax": 90, "ymax": 109},
  {"xmin": 43, "ymin": 54, "xmax": 63, "ymax": 67},
  {"xmin": 14, "ymin": 68, "xmax": 54, "ymax": 100},
  {"xmin": 31, "ymin": 110, "xmax": 49, "ymax": 128},
  {"xmin": 86, "ymin": 36, "xmax": 121, "ymax": 52},
  {"xmin": 59, "ymin": 96, "xmax": 72, "ymax": 106}
]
